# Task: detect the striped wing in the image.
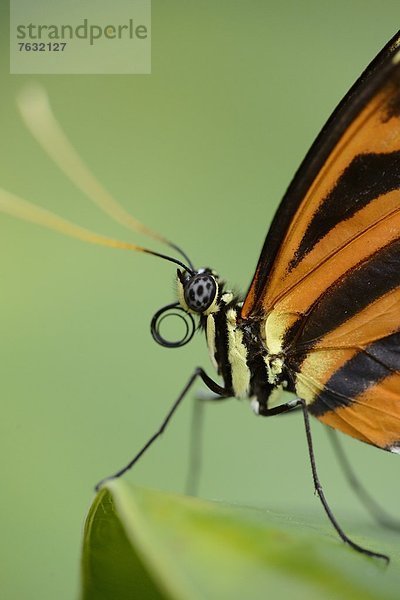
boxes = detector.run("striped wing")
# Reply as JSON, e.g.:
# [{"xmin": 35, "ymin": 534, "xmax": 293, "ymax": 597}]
[
  {"xmin": 292, "ymin": 292, "xmax": 400, "ymax": 450},
  {"xmin": 241, "ymin": 32, "xmax": 400, "ymax": 450}
]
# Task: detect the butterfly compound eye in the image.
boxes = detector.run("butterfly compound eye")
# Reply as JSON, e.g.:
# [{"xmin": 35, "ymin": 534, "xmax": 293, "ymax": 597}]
[{"xmin": 184, "ymin": 274, "xmax": 217, "ymax": 313}]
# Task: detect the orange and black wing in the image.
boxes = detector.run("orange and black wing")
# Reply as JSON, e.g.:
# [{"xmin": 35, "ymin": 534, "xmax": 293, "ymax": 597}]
[{"xmin": 241, "ymin": 31, "xmax": 400, "ymax": 451}]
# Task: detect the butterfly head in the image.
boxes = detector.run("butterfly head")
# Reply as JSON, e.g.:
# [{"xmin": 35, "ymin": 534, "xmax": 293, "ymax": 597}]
[
  {"xmin": 150, "ymin": 267, "xmax": 222, "ymax": 349},
  {"xmin": 176, "ymin": 268, "xmax": 220, "ymax": 315}
]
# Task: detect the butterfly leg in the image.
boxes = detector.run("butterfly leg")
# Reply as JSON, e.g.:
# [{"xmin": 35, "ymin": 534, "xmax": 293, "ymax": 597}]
[
  {"xmin": 299, "ymin": 399, "xmax": 389, "ymax": 562},
  {"xmin": 256, "ymin": 398, "xmax": 301, "ymax": 416},
  {"xmin": 95, "ymin": 368, "xmax": 227, "ymax": 491},
  {"xmin": 327, "ymin": 427, "xmax": 400, "ymax": 531},
  {"xmin": 185, "ymin": 391, "xmax": 231, "ymax": 496}
]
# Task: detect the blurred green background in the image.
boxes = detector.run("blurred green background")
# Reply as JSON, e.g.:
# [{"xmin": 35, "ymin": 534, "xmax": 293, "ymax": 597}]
[{"xmin": 1, "ymin": 2, "xmax": 399, "ymax": 598}]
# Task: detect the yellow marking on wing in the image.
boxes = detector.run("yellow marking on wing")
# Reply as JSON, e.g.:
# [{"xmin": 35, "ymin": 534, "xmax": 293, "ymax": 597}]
[{"xmin": 264, "ymin": 310, "xmax": 299, "ymax": 354}]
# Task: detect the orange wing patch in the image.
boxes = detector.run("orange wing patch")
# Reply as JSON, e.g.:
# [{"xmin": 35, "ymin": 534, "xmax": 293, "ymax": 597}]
[
  {"xmin": 289, "ymin": 292, "xmax": 400, "ymax": 449},
  {"xmin": 311, "ymin": 373, "xmax": 400, "ymax": 451}
]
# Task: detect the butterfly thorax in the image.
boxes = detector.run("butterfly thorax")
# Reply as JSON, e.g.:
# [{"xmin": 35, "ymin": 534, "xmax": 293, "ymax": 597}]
[{"xmin": 176, "ymin": 268, "xmax": 288, "ymax": 408}]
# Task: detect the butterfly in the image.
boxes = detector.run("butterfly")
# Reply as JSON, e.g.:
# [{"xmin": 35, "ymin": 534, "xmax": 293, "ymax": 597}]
[{"xmin": 1, "ymin": 31, "xmax": 400, "ymax": 562}]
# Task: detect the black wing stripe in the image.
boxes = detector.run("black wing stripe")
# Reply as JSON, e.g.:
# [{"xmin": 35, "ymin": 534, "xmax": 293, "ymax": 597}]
[
  {"xmin": 289, "ymin": 150, "xmax": 400, "ymax": 270},
  {"xmin": 309, "ymin": 330, "xmax": 400, "ymax": 417},
  {"xmin": 286, "ymin": 236, "xmax": 400, "ymax": 352}
]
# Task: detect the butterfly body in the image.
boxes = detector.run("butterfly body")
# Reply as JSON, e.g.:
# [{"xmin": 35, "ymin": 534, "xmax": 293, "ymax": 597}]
[{"xmin": 177, "ymin": 268, "xmax": 293, "ymax": 410}]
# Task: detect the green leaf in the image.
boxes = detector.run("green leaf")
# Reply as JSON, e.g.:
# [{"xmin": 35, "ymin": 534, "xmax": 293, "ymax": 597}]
[{"xmin": 81, "ymin": 480, "xmax": 400, "ymax": 600}]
